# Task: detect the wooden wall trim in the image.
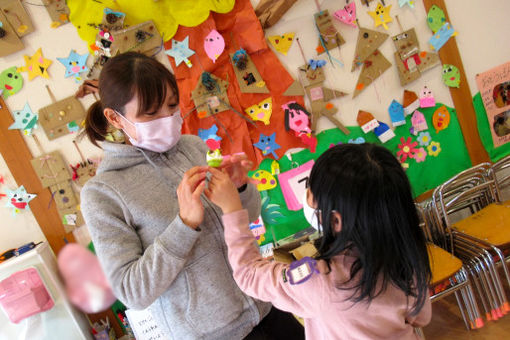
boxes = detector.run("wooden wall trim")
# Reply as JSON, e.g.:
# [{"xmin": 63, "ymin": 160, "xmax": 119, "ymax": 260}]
[
  {"xmin": 423, "ymin": 0, "xmax": 489, "ymax": 165},
  {"xmin": 0, "ymin": 97, "xmax": 74, "ymax": 254}
]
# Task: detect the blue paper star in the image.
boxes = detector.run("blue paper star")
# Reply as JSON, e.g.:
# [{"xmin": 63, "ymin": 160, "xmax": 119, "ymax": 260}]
[
  {"xmin": 254, "ymin": 132, "xmax": 281, "ymax": 159},
  {"xmin": 165, "ymin": 36, "xmax": 195, "ymax": 68},
  {"xmin": 57, "ymin": 50, "xmax": 89, "ymax": 81},
  {"xmin": 198, "ymin": 124, "xmax": 222, "ymax": 142},
  {"xmin": 5, "ymin": 185, "xmax": 36, "ymax": 215},
  {"xmin": 8, "ymin": 102, "xmax": 38, "ymax": 135}
]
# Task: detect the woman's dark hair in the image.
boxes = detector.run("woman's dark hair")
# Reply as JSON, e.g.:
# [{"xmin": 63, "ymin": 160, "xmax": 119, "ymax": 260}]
[
  {"xmin": 85, "ymin": 52, "xmax": 179, "ymax": 146},
  {"xmin": 309, "ymin": 143, "xmax": 431, "ymax": 315}
]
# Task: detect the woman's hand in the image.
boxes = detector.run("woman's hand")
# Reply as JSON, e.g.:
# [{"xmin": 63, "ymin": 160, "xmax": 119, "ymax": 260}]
[
  {"xmin": 75, "ymin": 79, "xmax": 99, "ymax": 98},
  {"xmin": 205, "ymin": 168, "xmax": 243, "ymax": 214},
  {"xmin": 219, "ymin": 153, "xmax": 255, "ymax": 188},
  {"xmin": 177, "ymin": 166, "xmax": 207, "ymax": 229}
]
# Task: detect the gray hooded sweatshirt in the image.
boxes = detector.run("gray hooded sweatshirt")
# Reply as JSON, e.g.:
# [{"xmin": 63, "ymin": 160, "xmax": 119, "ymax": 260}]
[{"xmin": 81, "ymin": 135, "xmax": 271, "ymax": 339}]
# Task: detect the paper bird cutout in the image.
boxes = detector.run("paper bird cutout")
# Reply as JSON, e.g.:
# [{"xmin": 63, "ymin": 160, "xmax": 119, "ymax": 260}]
[
  {"xmin": 368, "ymin": 3, "xmax": 393, "ymax": 30},
  {"xmin": 429, "ymin": 22, "xmax": 457, "ymax": 51},
  {"xmin": 9, "ymin": 102, "xmax": 38, "ymax": 135},
  {"xmin": 245, "ymin": 97, "xmax": 272, "ymax": 125},
  {"xmin": 427, "ymin": 5, "xmax": 446, "ymax": 33},
  {"xmin": 351, "ymin": 27, "xmax": 388, "ymax": 71},
  {"xmin": 57, "ymin": 50, "xmax": 89, "ymax": 82},
  {"xmin": 204, "ymin": 30, "xmax": 225, "ymax": 63},
  {"xmin": 5, "ymin": 185, "xmax": 36, "ymax": 215},
  {"xmin": 399, "ymin": 0, "xmax": 415, "ymax": 8},
  {"xmin": 267, "ymin": 33, "xmax": 295, "ymax": 56},
  {"xmin": 254, "ymin": 132, "xmax": 281, "ymax": 159},
  {"xmin": 18, "ymin": 48, "xmax": 52, "ymax": 81},
  {"xmin": 333, "ymin": 2, "xmax": 356, "ymax": 27},
  {"xmin": 0, "ymin": 66, "xmax": 23, "ymax": 99},
  {"xmin": 165, "ymin": 36, "xmax": 195, "ymax": 68},
  {"xmin": 442, "ymin": 64, "xmax": 460, "ymax": 88}
]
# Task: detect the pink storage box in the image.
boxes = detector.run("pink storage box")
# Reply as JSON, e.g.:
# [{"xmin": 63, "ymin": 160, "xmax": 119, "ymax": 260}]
[{"xmin": 0, "ymin": 267, "xmax": 54, "ymax": 323}]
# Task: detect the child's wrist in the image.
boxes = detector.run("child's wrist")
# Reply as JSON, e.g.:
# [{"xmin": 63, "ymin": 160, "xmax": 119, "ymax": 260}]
[{"xmin": 222, "ymin": 203, "xmax": 243, "ymax": 214}]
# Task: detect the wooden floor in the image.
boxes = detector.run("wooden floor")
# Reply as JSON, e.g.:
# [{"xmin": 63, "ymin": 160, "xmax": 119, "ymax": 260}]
[{"xmin": 423, "ymin": 285, "xmax": 510, "ymax": 339}]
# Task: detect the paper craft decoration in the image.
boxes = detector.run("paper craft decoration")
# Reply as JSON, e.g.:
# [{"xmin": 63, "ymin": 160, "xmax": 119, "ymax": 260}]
[
  {"xmin": 373, "ymin": 121, "xmax": 395, "ymax": 143},
  {"xmin": 102, "ymin": 8, "xmax": 125, "ymax": 32},
  {"xmin": 251, "ymin": 170, "xmax": 277, "ymax": 191},
  {"xmin": 30, "ymin": 151, "xmax": 71, "ymax": 188},
  {"xmin": 283, "ymin": 80, "xmax": 305, "ymax": 96},
  {"xmin": 475, "ymin": 62, "xmax": 510, "ymax": 147},
  {"xmin": 191, "ymin": 72, "xmax": 231, "ymax": 118},
  {"xmin": 442, "ymin": 64, "xmax": 460, "ymax": 88},
  {"xmin": 206, "ymin": 149, "xmax": 224, "ymax": 167},
  {"xmin": 255, "ymin": 0, "xmax": 297, "ymax": 29},
  {"xmin": 403, "ymin": 90, "xmax": 420, "ymax": 115},
  {"xmin": 353, "ymin": 50, "xmax": 391, "ymax": 98},
  {"xmin": 5, "ymin": 185, "xmax": 35, "ymax": 214},
  {"xmin": 392, "ymin": 28, "xmax": 440, "ymax": 86},
  {"xmin": 278, "ymin": 160, "xmax": 314, "ymax": 211},
  {"xmin": 110, "ymin": 21, "xmax": 162, "ymax": 56},
  {"xmin": 348, "ymin": 137, "xmax": 365, "ymax": 144},
  {"xmin": 230, "ymin": 49, "xmax": 269, "ymax": 94},
  {"xmin": 0, "ymin": 9, "xmax": 24, "ymax": 57},
  {"xmin": 59, "ymin": 207, "xmax": 84, "ymax": 233},
  {"xmin": 254, "ymin": 133, "xmax": 281, "ymax": 159},
  {"xmin": 271, "ymin": 160, "xmax": 280, "ymax": 175},
  {"xmin": 351, "ymin": 27, "xmax": 388, "ymax": 71},
  {"xmin": 204, "ymin": 30, "xmax": 225, "ymax": 63},
  {"xmin": 399, "ymin": 0, "xmax": 415, "ymax": 8},
  {"xmin": 367, "ymin": 2, "xmax": 393, "ymax": 30},
  {"xmin": 429, "ymin": 23, "xmax": 456, "ymax": 51},
  {"xmin": 245, "ymin": 97, "xmax": 272, "ymax": 125},
  {"xmin": 0, "ymin": 66, "xmax": 23, "ymax": 98},
  {"xmin": 308, "ymin": 59, "xmax": 326, "ymax": 70},
  {"xmin": 314, "ymin": 10, "xmax": 345, "ymax": 55},
  {"xmin": 417, "ymin": 131, "xmax": 431, "ymax": 146},
  {"xmin": 267, "ymin": 33, "xmax": 295, "ymax": 55},
  {"xmin": 44, "ymin": 0, "xmax": 70, "ymax": 27},
  {"xmin": 357, "ymin": 110, "xmax": 379, "ymax": 133},
  {"xmin": 333, "ymin": 2, "xmax": 356, "ymax": 27},
  {"xmin": 8, "ymin": 102, "xmax": 37, "ymax": 135},
  {"xmin": 282, "ymin": 101, "xmax": 317, "ymax": 153},
  {"xmin": 38, "ymin": 96, "xmax": 86, "ymax": 140},
  {"xmin": 413, "ymin": 148, "xmax": 427, "ymax": 163},
  {"xmin": 298, "ymin": 63, "xmax": 349, "ymax": 134},
  {"xmin": 50, "ymin": 181, "xmax": 78, "ymax": 211},
  {"xmin": 427, "ymin": 141, "xmax": 441, "ymax": 157},
  {"xmin": 165, "ymin": 36, "xmax": 195, "ymax": 68},
  {"xmin": 410, "ymin": 110, "xmax": 428, "ymax": 135},
  {"xmin": 397, "ymin": 137, "xmax": 418, "ymax": 163},
  {"xmin": 18, "ymin": 48, "xmax": 52, "ymax": 81},
  {"xmin": 388, "ymin": 100, "xmax": 405, "ymax": 127},
  {"xmin": 57, "ymin": 50, "xmax": 89, "ymax": 82},
  {"xmin": 1, "ymin": 0, "xmax": 34, "ymax": 37},
  {"xmin": 198, "ymin": 124, "xmax": 222, "ymax": 150},
  {"xmin": 427, "ymin": 5, "xmax": 446, "ymax": 33},
  {"xmin": 70, "ymin": 160, "xmax": 97, "ymax": 187},
  {"xmin": 419, "ymin": 86, "xmax": 435, "ymax": 108},
  {"xmin": 432, "ymin": 105, "xmax": 450, "ymax": 133}
]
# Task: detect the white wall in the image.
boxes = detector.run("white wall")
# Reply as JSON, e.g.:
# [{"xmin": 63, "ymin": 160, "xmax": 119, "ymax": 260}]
[{"xmin": 0, "ymin": 0, "xmax": 509, "ymax": 252}]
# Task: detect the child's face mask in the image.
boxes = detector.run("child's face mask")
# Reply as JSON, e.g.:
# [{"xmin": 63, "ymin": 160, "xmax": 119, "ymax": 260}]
[
  {"xmin": 302, "ymin": 189, "xmax": 322, "ymax": 231},
  {"xmin": 117, "ymin": 111, "xmax": 183, "ymax": 153}
]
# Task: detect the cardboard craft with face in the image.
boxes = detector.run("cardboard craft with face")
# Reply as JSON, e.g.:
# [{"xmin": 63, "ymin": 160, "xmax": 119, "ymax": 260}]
[
  {"xmin": 30, "ymin": 151, "xmax": 71, "ymax": 188},
  {"xmin": 314, "ymin": 10, "xmax": 345, "ymax": 55},
  {"xmin": 49, "ymin": 180, "xmax": 79, "ymax": 211},
  {"xmin": 1, "ymin": 0, "xmax": 34, "ymax": 37},
  {"xmin": 44, "ymin": 0, "xmax": 70, "ymax": 27},
  {"xmin": 59, "ymin": 207, "xmax": 85, "ymax": 233},
  {"xmin": 351, "ymin": 27, "xmax": 388, "ymax": 71},
  {"xmin": 101, "ymin": 8, "xmax": 125, "ymax": 32},
  {"xmin": 0, "ymin": 10, "xmax": 24, "ymax": 57},
  {"xmin": 191, "ymin": 72, "xmax": 231, "ymax": 118},
  {"xmin": 353, "ymin": 50, "xmax": 392, "ymax": 98},
  {"xmin": 71, "ymin": 161, "xmax": 98, "ymax": 187},
  {"xmin": 110, "ymin": 21, "xmax": 162, "ymax": 57},
  {"xmin": 39, "ymin": 96, "xmax": 86, "ymax": 140},
  {"xmin": 230, "ymin": 50, "xmax": 269, "ymax": 94}
]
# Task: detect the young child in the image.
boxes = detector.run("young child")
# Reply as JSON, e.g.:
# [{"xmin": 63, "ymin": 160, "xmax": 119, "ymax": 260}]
[{"xmin": 205, "ymin": 143, "xmax": 432, "ymax": 339}]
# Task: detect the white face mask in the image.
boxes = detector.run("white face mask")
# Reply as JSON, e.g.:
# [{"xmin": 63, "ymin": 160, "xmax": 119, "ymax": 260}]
[
  {"xmin": 302, "ymin": 190, "xmax": 322, "ymax": 231},
  {"xmin": 117, "ymin": 111, "xmax": 183, "ymax": 153}
]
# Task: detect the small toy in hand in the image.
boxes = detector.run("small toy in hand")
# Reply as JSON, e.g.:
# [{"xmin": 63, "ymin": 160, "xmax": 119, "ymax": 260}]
[{"xmin": 207, "ymin": 149, "xmax": 224, "ymax": 167}]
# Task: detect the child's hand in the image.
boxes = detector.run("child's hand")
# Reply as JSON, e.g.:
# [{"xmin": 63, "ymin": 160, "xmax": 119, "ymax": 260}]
[{"xmin": 205, "ymin": 167, "xmax": 243, "ymax": 214}]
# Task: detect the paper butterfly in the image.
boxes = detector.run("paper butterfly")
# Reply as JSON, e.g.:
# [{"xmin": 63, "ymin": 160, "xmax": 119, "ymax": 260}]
[{"xmin": 308, "ymin": 59, "xmax": 327, "ymax": 70}]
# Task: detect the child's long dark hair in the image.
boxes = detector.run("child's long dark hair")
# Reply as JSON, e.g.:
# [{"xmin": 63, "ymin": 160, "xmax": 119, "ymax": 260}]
[{"xmin": 309, "ymin": 143, "xmax": 431, "ymax": 315}]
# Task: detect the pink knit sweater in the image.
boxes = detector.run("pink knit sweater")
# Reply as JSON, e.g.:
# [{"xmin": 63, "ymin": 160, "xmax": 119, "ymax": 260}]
[{"xmin": 222, "ymin": 210, "xmax": 431, "ymax": 340}]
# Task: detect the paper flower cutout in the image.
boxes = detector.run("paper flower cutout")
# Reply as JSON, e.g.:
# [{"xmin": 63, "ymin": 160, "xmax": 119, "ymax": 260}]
[
  {"xmin": 333, "ymin": 2, "xmax": 357, "ymax": 27},
  {"xmin": 399, "ymin": 0, "xmax": 415, "ymax": 8},
  {"xmin": 267, "ymin": 33, "xmax": 295, "ymax": 55},
  {"xmin": 245, "ymin": 97, "xmax": 272, "ymax": 125},
  {"xmin": 57, "ymin": 50, "xmax": 89, "ymax": 82},
  {"xmin": 165, "ymin": 36, "xmax": 195, "ymax": 68},
  {"xmin": 204, "ymin": 30, "xmax": 225, "ymax": 63},
  {"xmin": 427, "ymin": 141, "xmax": 441, "ymax": 157},
  {"xmin": 254, "ymin": 132, "xmax": 280, "ymax": 159},
  {"xmin": 368, "ymin": 3, "xmax": 393, "ymax": 30},
  {"xmin": 442, "ymin": 64, "xmax": 460, "ymax": 88},
  {"xmin": 18, "ymin": 48, "xmax": 52, "ymax": 81},
  {"xmin": 5, "ymin": 185, "xmax": 36, "ymax": 215},
  {"xmin": 8, "ymin": 103, "xmax": 38, "ymax": 136},
  {"xmin": 397, "ymin": 137, "xmax": 418, "ymax": 163},
  {"xmin": 0, "ymin": 67, "xmax": 24, "ymax": 99},
  {"xmin": 413, "ymin": 147, "xmax": 427, "ymax": 163},
  {"xmin": 417, "ymin": 131, "xmax": 431, "ymax": 146}
]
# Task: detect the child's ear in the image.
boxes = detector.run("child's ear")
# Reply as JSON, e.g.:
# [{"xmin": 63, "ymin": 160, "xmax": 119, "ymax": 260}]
[{"xmin": 331, "ymin": 211, "xmax": 342, "ymax": 233}]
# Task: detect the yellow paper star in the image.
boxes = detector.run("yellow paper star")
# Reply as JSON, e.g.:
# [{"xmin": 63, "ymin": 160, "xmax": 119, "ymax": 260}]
[
  {"xmin": 368, "ymin": 3, "xmax": 393, "ymax": 30},
  {"xmin": 18, "ymin": 48, "xmax": 53, "ymax": 81}
]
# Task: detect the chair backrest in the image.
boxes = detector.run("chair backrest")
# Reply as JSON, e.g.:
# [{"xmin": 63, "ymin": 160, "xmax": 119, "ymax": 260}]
[{"xmin": 489, "ymin": 155, "xmax": 510, "ymax": 202}]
